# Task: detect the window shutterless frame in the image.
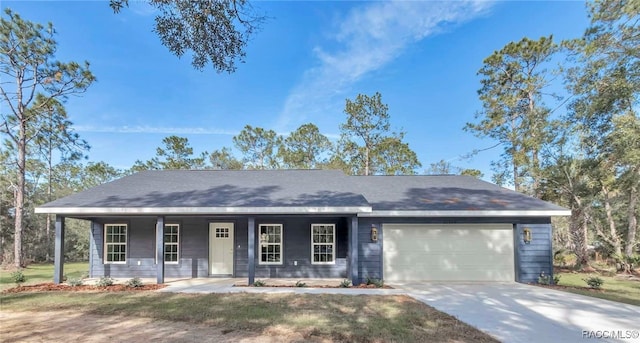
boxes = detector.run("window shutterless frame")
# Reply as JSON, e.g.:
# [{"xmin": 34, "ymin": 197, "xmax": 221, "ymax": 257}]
[
  {"xmin": 156, "ymin": 223, "xmax": 180, "ymax": 264},
  {"xmin": 104, "ymin": 224, "xmax": 128, "ymax": 264},
  {"xmin": 258, "ymin": 224, "xmax": 283, "ymax": 265},
  {"xmin": 311, "ymin": 224, "xmax": 335, "ymax": 265}
]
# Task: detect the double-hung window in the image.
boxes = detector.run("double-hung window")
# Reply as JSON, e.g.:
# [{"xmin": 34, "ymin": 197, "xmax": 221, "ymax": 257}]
[
  {"xmin": 163, "ymin": 224, "xmax": 179, "ymax": 263},
  {"xmin": 155, "ymin": 224, "xmax": 180, "ymax": 264},
  {"xmin": 259, "ymin": 224, "xmax": 282, "ymax": 264},
  {"xmin": 311, "ymin": 224, "xmax": 335, "ymax": 264},
  {"xmin": 104, "ymin": 224, "xmax": 127, "ymax": 264}
]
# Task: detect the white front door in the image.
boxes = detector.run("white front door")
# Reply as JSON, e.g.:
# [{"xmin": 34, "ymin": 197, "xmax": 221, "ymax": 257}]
[{"xmin": 209, "ymin": 223, "xmax": 234, "ymax": 275}]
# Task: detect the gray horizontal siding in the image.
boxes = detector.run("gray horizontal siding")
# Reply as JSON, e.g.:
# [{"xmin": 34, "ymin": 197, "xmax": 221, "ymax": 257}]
[
  {"xmin": 90, "ymin": 217, "xmax": 210, "ymax": 278},
  {"xmin": 357, "ymin": 218, "xmax": 382, "ymax": 280},
  {"xmin": 237, "ymin": 216, "xmax": 348, "ymax": 279},
  {"xmin": 358, "ymin": 217, "xmax": 552, "ymax": 283},
  {"xmin": 515, "ymin": 223, "xmax": 553, "ymax": 283},
  {"xmin": 88, "ymin": 215, "xmax": 553, "ymax": 284}
]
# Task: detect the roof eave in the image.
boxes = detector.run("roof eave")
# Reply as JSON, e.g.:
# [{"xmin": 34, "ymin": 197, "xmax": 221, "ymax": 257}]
[
  {"xmin": 358, "ymin": 210, "xmax": 571, "ymax": 217},
  {"xmin": 34, "ymin": 206, "xmax": 373, "ymax": 216}
]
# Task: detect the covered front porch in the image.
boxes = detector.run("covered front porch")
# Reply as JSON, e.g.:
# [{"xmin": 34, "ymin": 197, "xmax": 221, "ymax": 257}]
[{"xmin": 50, "ymin": 215, "xmax": 363, "ymax": 286}]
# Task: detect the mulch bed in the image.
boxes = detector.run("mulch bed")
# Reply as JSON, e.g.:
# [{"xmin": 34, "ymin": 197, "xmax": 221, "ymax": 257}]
[{"xmin": 3, "ymin": 283, "xmax": 166, "ymax": 293}]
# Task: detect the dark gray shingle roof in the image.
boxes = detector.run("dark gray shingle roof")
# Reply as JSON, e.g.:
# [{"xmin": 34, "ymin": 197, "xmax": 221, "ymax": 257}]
[
  {"xmin": 37, "ymin": 169, "xmax": 567, "ymax": 215},
  {"xmin": 351, "ymin": 175, "xmax": 565, "ymax": 211},
  {"xmin": 41, "ymin": 170, "xmax": 368, "ymax": 208}
]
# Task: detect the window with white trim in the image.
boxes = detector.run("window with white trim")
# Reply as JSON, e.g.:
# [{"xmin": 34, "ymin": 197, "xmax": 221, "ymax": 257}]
[
  {"xmin": 259, "ymin": 224, "xmax": 282, "ymax": 264},
  {"xmin": 104, "ymin": 224, "xmax": 127, "ymax": 264},
  {"xmin": 164, "ymin": 224, "xmax": 179, "ymax": 263},
  {"xmin": 311, "ymin": 224, "xmax": 335, "ymax": 264}
]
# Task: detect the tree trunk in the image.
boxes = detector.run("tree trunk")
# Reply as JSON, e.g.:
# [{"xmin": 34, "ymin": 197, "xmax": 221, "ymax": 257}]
[
  {"xmin": 14, "ymin": 119, "xmax": 26, "ymax": 268},
  {"xmin": 528, "ymin": 91, "xmax": 540, "ymax": 198},
  {"xmin": 46, "ymin": 127, "xmax": 53, "ymax": 261},
  {"xmin": 625, "ymin": 182, "xmax": 638, "ymax": 257},
  {"xmin": 532, "ymin": 148, "xmax": 540, "ymax": 197},
  {"xmin": 570, "ymin": 206, "xmax": 589, "ymax": 268},
  {"xmin": 364, "ymin": 146, "xmax": 370, "ymax": 176},
  {"xmin": 602, "ymin": 185, "xmax": 622, "ymax": 256}
]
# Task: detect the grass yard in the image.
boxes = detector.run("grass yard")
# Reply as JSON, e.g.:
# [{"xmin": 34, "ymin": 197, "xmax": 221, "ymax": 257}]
[
  {"xmin": 555, "ymin": 272, "xmax": 640, "ymax": 306},
  {"xmin": 0, "ymin": 291, "xmax": 498, "ymax": 342},
  {"xmin": 0, "ymin": 262, "xmax": 88, "ymax": 291}
]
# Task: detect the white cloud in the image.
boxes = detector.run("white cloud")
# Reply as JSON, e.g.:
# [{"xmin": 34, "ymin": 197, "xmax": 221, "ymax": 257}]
[
  {"xmin": 276, "ymin": 0, "xmax": 493, "ymax": 131},
  {"xmin": 75, "ymin": 125, "xmax": 238, "ymax": 136}
]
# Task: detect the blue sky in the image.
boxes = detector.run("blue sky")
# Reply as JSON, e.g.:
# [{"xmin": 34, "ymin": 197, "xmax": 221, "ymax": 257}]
[{"xmin": 4, "ymin": 1, "xmax": 590, "ymax": 179}]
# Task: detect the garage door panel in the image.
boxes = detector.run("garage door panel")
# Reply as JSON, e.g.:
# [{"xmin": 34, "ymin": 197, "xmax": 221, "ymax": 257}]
[{"xmin": 383, "ymin": 224, "xmax": 514, "ymax": 282}]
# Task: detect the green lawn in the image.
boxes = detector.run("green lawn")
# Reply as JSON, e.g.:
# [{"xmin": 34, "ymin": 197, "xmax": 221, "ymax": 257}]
[
  {"xmin": 0, "ymin": 292, "xmax": 498, "ymax": 342},
  {"xmin": 0, "ymin": 262, "xmax": 88, "ymax": 291},
  {"xmin": 556, "ymin": 272, "xmax": 640, "ymax": 306}
]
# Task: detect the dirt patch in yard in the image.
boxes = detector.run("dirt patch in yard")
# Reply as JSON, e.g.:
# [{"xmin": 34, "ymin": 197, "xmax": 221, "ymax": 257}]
[
  {"xmin": 0, "ymin": 311, "xmax": 304, "ymax": 343},
  {"xmin": 2, "ymin": 283, "xmax": 166, "ymax": 293}
]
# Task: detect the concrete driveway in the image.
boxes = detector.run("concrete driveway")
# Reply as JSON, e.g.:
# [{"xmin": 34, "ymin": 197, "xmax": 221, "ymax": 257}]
[{"xmin": 393, "ymin": 282, "xmax": 640, "ymax": 343}]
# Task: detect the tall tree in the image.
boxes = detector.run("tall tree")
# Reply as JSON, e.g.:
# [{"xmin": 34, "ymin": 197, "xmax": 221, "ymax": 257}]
[
  {"xmin": 339, "ymin": 92, "xmax": 420, "ymax": 175},
  {"xmin": 465, "ymin": 36, "xmax": 559, "ymax": 195},
  {"xmin": 0, "ymin": 9, "xmax": 95, "ymax": 267},
  {"xmin": 233, "ymin": 125, "xmax": 281, "ymax": 169},
  {"xmin": 566, "ymin": 0, "xmax": 639, "ymax": 257},
  {"xmin": 110, "ymin": 0, "xmax": 265, "ymax": 72},
  {"xmin": 280, "ymin": 123, "xmax": 332, "ymax": 169},
  {"xmin": 32, "ymin": 97, "xmax": 89, "ymax": 260},
  {"xmin": 425, "ymin": 159, "xmax": 484, "ymax": 178},
  {"xmin": 460, "ymin": 169, "xmax": 484, "ymax": 178},
  {"xmin": 209, "ymin": 147, "xmax": 244, "ymax": 170},
  {"xmin": 425, "ymin": 160, "xmax": 455, "ymax": 175},
  {"xmin": 131, "ymin": 136, "xmax": 207, "ymax": 171},
  {"xmin": 538, "ymin": 121, "xmax": 595, "ymax": 268}
]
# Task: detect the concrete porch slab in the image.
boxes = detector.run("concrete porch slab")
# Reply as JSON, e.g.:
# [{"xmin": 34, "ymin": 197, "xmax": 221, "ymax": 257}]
[{"xmin": 157, "ymin": 278, "xmax": 401, "ymax": 295}]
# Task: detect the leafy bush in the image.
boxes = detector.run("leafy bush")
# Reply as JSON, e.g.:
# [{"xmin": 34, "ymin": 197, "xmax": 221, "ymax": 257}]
[
  {"xmin": 295, "ymin": 280, "xmax": 307, "ymax": 287},
  {"xmin": 583, "ymin": 276, "xmax": 604, "ymax": 289},
  {"xmin": 125, "ymin": 277, "xmax": 143, "ymax": 288},
  {"xmin": 553, "ymin": 250, "xmax": 567, "ymax": 267},
  {"xmin": 365, "ymin": 277, "xmax": 384, "ymax": 288},
  {"xmin": 553, "ymin": 275, "xmax": 561, "ymax": 285},
  {"xmin": 11, "ymin": 270, "xmax": 25, "ymax": 285},
  {"xmin": 538, "ymin": 271, "xmax": 551, "ymax": 285},
  {"xmin": 253, "ymin": 280, "xmax": 266, "ymax": 287},
  {"xmin": 339, "ymin": 279, "xmax": 351, "ymax": 288},
  {"xmin": 69, "ymin": 278, "xmax": 84, "ymax": 287},
  {"xmin": 97, "ymin": 276, "xmax": 114, "ymax": 287}
]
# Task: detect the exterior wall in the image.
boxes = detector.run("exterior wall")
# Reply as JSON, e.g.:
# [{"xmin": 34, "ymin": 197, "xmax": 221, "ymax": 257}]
[
  {"xmin": 90, "ymin": 215, "xmax": 349, "ymax": 279},
  {"xmin": 357, "ymin": 218, "xmax": 383, "ymax": 282},
  {"xmin": 90, "ymin": 217, "xmax": 210, "ymax": 278},
  {"xmin": 88, "ymin": 215, "xmax": 553, "ymax": 283},
  {"xmin": 236, "ymin": 216, "xmax": 348, "ymax": 278},
  {"xmin": 514, "ymin": 222, "xmax": 553, "ymax": 283},
  {"xmin": 358, "ymin": 217, "xmax": 552, "ymax": 283}
]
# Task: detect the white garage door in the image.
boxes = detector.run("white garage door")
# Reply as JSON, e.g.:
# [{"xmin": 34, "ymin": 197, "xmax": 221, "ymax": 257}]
[{"xmin": 383, "ymin": 224, "xmax": 514, "ymax": 281}]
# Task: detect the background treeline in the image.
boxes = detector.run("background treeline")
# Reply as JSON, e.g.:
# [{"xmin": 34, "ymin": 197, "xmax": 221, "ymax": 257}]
[{"xmin": 1, "ymin": 1, "xmax": 638, "ymax": 270}]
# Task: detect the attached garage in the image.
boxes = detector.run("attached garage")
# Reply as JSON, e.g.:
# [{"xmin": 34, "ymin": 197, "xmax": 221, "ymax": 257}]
[{"xmin": 383, "ymin": 224, "xmax": 515, "ymax": 282}]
